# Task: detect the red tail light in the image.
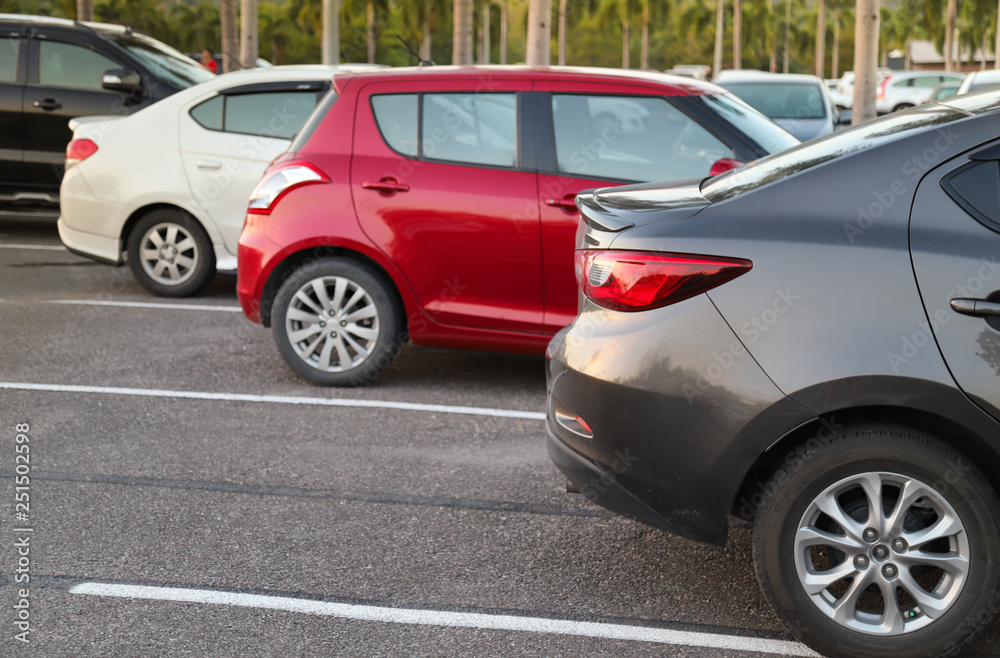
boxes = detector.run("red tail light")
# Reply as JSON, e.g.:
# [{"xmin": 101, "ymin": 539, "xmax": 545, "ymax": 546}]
[
  {"xmin": 575, "ymin": 250, "xmax": 752, "ymax": 312},
  {"xmin": 247, "ymin": 162, "xmax": 329, "ymax": 215},
  {"xmin": 877, "ymin": 77, "xmax": 890, "ymax": 100},
  {"xmin": 66, "ymin": 139, "xmax": 98, "ymax": 166}
]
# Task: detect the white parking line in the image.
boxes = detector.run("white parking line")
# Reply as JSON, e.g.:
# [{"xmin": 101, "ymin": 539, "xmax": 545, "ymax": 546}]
[
  {"xmin": 42, "ymin": 299, "xmax": 242, "ymax": 312},
  {"xmin": 0, "ymin": 243, "xmax": 67, "ymax": 251},
  {"xmin": 69, "ymin": 583, "xmax": 816, "ymax": 656},
  {"xmin": 0, "ymin": 382, "xmax": 546, "ymax": 420}
]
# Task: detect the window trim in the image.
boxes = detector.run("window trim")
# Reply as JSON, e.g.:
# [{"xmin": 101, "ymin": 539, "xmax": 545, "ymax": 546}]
[{"xmin": 941, "ymin": 160, "xmax": 1000, "ymax": 235}]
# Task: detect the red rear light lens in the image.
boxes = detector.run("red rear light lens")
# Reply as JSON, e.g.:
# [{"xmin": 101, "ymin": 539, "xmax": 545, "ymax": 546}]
[
  {"xmin": 66, "ymin": 139, "xmax": 98, "ymax": 166},
  {"xmin": 877, "ymin": 77, "xmax": 890, "ymax": 100},
  {"xmin": 248, "ymin": 162, "xmax": 329, "ymax": 215},
  {"xmin": 575, "ymin": 250, "xmax": 752, "ymax": 312}
]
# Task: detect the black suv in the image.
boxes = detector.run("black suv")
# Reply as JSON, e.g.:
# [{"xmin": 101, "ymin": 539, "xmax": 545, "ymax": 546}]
[{"xmin": 0, "ymin": 14, "xmax": 214, "ymax": 209}]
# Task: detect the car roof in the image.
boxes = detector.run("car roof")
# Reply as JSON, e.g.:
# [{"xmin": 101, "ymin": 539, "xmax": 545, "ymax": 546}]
[
  {"xmin": 331, "ymin": 65, "xmax": 722, "ymax": 96},
  {"xmin": 967, "ymin": 69, "xmax": 1000, "ymax": 83}
]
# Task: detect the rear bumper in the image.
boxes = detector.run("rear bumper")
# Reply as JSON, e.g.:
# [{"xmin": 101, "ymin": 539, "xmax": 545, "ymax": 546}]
[{"xmin": 57, "ymin": 218, "xmax": 121, "ymax": 265}]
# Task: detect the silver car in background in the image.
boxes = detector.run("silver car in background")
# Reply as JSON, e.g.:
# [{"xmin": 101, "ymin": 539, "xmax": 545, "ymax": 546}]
[{"xmin": 714, "ymin": 71, "xmax": 839, "ymax": 141}]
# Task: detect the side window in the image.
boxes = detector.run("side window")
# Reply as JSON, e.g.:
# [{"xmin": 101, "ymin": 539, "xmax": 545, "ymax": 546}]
[
  {"xmin": 190, "ymin": 95, "xmax": 223, "ymax": 130},
  {"xmin": 942, "ymin": 160, "xmax": 1000, "ymax": 232},
  {"xmin": 188, "ymin": 91, "xmax": 319, "ymax": 139},
  {"xmin": 38, "ymin": 41, "xmax": 118, "ymax": 91},
  {"xmin": 422, "ymin": 93, "xmax": 517, "ymax": 167},
  {"xmin": 225, "ymin": 91, "xmax": 318, "ymax": 139},
  {"xmin": 914, "ymin": 76, "xmax": 940, "ymax": 89},
  {"xmin": 371, "ymin": 94, "xmax": 418, "ymax": 156},
  {"xmin": 0, "ymin": 37, "xmax": 19, "ymax": 83},
  {"xmin": 551, "ymin": 94, "xmax": 734, "ymax": 182}
]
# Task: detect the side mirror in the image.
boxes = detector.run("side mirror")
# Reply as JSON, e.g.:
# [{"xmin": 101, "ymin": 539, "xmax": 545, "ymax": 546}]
[
  {"xmin": 102, "ymin": 69, "xmax": 143, "ymax": 95},
  {"xmin": 709, "ymin": 157, "xmax": 744, "ymax": 177},
  {"xmin": 836, "ymin": 108, "xmax": 853, "ymax": 126}
]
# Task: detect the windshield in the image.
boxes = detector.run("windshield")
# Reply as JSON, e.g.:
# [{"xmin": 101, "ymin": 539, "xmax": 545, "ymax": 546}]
[
  {"xmin": 702, "ymin": 101, "xmax": 974, "ymax": 202},
  {"xmin": 696, "ymin": 92, "xmax": 800, "ymax": 155},
  {"xmin": 721, "ymin": 82, "xmax": 827, "ymax": 120},
  {"xmin": 92, "ymin": 25, "xmax": 214, "ymax": 89}
]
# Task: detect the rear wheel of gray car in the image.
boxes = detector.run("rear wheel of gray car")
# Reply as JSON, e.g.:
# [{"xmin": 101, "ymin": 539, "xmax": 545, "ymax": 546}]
[
  {"xmin": 752, "ymin": 428, "xmax": 1000, "ymax": 658},
  {"xmin": 272, "ymin": 258, "xmax": 403, "ymax": 386},
  {"xmin": 127, "ymin": 209, "xmax": 215, "ymax": 297}
]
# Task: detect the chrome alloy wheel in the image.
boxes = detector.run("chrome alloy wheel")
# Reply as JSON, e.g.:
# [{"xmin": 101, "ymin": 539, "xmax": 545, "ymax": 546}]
[
  {"xmin": 794, "ymin": 471, "xmax": 970, "ymax": 636},
  {"xmin": 138, "ymin": 222, "xmax": 200, "ymax": 286},
  {"xmin": 284, "ymin": 276, "xmax": 380, "ymax": 373}
]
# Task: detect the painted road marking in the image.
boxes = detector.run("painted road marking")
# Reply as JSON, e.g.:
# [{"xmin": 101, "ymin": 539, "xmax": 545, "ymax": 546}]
[
  {"xmin": 42, "ymin": 299, "xmax": 242, "ymax": 312},
  {"xmin": 0, "ymin": 382, "xmax": 546, "ymax": 421},
  {"xmin": 69, "ymin": 582, "xmax": 817, "ymax": 656}
]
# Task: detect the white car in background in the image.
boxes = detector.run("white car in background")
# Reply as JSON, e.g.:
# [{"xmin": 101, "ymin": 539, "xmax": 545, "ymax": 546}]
[
  {"xmin": 58, "ymin": 64, "xmax": 378, "ymax": 297},
  {"xmin": 956, "ymin": 69, "xmax": 1000, "ymax": 95},
  {"xmin": 714, "ymin": 71, "xmax": 840, "ymax": 141},
  {"xmin": 876, "ymin": 70, "xmax": 964, "ymax": 114}
]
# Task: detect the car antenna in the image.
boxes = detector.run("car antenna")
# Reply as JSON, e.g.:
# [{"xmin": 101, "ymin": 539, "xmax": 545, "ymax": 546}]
[{"xmin": 396, "ymin": 35, "xmax": 434, "ymax": 67}]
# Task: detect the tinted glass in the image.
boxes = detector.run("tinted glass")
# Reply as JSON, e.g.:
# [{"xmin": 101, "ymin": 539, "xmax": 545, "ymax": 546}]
[
  {"xmin": 721, "ymin": 82, "xmax": 827, "ymax": 120},
  {"xmin": 914, "ymin": 76, "xmax": 942, "ymax": 89},
  {"xmin": 552, "ymin": 94, "xmax": 733, "ymax": 182},
  {"xmin": 695, "ymin": 92, "xmax": 800, "ymax": 154},
  {"xmin": 190, "ymin": 94, "xmax": 223, "ymax": 130},
  {"xmin": 38, "ymin": 41, "xmax": 118, "ymax": 91},
  {"xmin": 95, "ymin": 27, "xmax": 214, "ymax": 89},
  {"xmin": 224, "ymin": 91, "xmax": 318, "ymax": 139},
  {"xmin": 943, "ymin": 160, "xmax": 1000, "ymax": 230},
  {"xmin": 371, "ymin": 94, "xmax": 418, "ymax": 156},
  {"xmin": 703, "ymin": 103, "xmax": 968, "ymax": 202},
  {"xmin": 422, "ymin": 93, "xmax": 517, "ymax": 167},
  {"xmin": 0, "ymin": 37, "xmax": 18, "ymax": 82}
]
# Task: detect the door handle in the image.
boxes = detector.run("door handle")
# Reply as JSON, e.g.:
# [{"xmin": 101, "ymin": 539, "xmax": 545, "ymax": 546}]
[
  {"xmin": 950, "ymin": 298, "xmax": 1000, "ymax": 317},
  {"xmin": 545, "ymin": 196, "xmax": 578, "ymax": 211},
  {"xmin": 362, "ymin": 178, "xmax": 410, "ymax": 194},
  {"xmin": 196, "ymin": 160, "xmax": 223, "ymax": 170},
  {"xmin": 32, "ymin": 98, "xmax": 62, "ymax": 111}
]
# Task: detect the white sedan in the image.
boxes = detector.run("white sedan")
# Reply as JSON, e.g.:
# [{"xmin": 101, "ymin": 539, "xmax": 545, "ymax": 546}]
[{"xmin": 58, "ymin": 65, "xmax": 376, "ymax": 297}]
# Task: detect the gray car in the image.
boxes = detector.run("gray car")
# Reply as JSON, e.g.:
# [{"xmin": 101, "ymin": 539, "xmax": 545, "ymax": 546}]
[
  {"xmin": 715, "ymin": 71, "xmax": 839, "ymax": 141},
  {"xmin": 547, "ymin": 91, "xmax": 1000, "ymax": 656}
]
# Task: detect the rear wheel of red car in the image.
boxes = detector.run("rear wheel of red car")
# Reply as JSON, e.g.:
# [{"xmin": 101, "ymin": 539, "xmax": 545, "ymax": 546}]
[
  {"xmin": 127, "ymin": 209, "xmax": 215, "ymax": 297},
  {"xmin": 272, "ymin": 259, "xmax": 403, "ymax": 386},
  {"xmin": 752, "ymin": 428, "xmax": 1000, "ymax": 658}
]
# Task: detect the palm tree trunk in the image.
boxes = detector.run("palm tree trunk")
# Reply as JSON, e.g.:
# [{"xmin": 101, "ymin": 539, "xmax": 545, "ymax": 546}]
[
  {"xmin": 853, "ymin": 0, "xmax": 879, "ymax": 124},
  {"xmin": 944, "ymin": 0, "xmax": 955, "ymax": 71},
  {"xmin": 783, "ymin": 0, "xmax": 790, "ymax": 73},
  {"xmin": 421, "ymin": 7, "xmax": 432, "ymax": 61},
  {"xmin": 221, "ymin": 0, "xmax": 239, "ymax": 72},
  {"xmin": 367, "ymin": 0, "xmax": 376, "ymax": 63},
  {"xmin": 77, "ymin": 0, "xmax": 94, "ymax": 21},
  {"xmin": 558, "ymin": 0, "xmax": 567, "ymax": 65},
  {"xmin": 322, "ymin": 0, "xmax": 340, "ymax": 65},
  {"xmin": 454, "ymin": 0, "xmax": 474, "ymax": 64},
  {"xmin": 768, "ymin": 0, "xmax": 777, "ymax": 72},
  {"xmin": 831, "ymin": 9, "xmax": 840, "ymax": 77},
  {"xmin": 641, "ymin": 0, "xmax": 650, "ymax": 70},
  {"xmin": 733, "ymin": 0, "xmax": 741, "ymax": 69},
  {"xmin": 815, "ymin": 0, "xmax": 825, "ymax": 77},
  {"xmin": 500, "ymin": 0, "xmax": 508, "ymax": 64},
  {"xmin": 480, "ymin": 1, "xmax": 491, "ymax": 64},
  {"xmin": 713, "ymin": 0, "xmax": 724, "ymax": 76},
  {"xmin": 241, "ymin": 0, "xmax": 259, "ymax": 69},
  {"xmin": 996, "ymin": 0, "xmax": 1000, "ymax": 69},
  {"xmin": 622, "ymin": 18, "xmax": 630, "ymax": 69}
]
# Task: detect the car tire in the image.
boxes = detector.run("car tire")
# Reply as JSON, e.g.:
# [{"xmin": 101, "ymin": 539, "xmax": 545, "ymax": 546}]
[
  {"xmin": 127, "ymin": 209, "xmax": 215, "ymax": 297},
  {"xmin": 752, "ymin": 427, "xmax": 1000, "ymax": 658},
  {"xmin": 271, "ymin": 258, "xmax": 403, "ymax": 386}
]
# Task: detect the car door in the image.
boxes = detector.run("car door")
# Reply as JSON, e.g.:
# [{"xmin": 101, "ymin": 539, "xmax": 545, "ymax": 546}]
[
  {"xmin": 530, "ymin": 83, "xmax": 739, "ymax": 332},
  {"xmin": 179, "ymin": 82, "xmax": 326, "ymax": 255},
  {"xmin": 0, "ymin": 31, "xmax": 26, "ymax": 192},
  {"xmin": 23, "ymin": 34, "xmax": 140, "ymax": 190},
  {"xmin": 351, "ymin": 79, "xmax": 544, "ymax": 335},
  {"xmin": 910, "ymin": 142, "xmax": 1000, "ymax": 422}
]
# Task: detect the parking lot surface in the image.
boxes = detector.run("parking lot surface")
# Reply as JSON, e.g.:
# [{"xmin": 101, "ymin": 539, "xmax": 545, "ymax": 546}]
[{"xmin": 2, "ymin": 216, "xmax": 998, "ymax": 656}]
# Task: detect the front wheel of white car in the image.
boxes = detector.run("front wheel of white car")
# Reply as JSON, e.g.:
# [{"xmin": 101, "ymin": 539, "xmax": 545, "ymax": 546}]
[
  {"xmin": 753, "ymin": 428, "xmax": 1000, "ymax": 658},
  {"xmin": 127, "ymin": 209, "xmax": 215, "ymax": 297}
]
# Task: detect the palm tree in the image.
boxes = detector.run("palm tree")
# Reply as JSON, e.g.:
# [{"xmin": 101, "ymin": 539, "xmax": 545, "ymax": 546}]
[
  {"xmin": 454, "ymin": 0, "xmax": 474, "ymax": 63},
  {"xmin": 815, "ymin": 0, "xmax": 825, "ymax": 76}
]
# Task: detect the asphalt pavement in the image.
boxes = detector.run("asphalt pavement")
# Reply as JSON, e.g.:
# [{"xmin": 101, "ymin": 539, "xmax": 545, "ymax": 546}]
[{"xmin": 2, "ymin": 216, "xmax": 998, "ymax": 657}]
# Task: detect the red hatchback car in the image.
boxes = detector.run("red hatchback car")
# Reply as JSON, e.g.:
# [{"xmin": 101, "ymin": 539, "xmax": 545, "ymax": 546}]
[{"xmin": 236, "ymin": 66, "xmax": 798, "ymax": 385}]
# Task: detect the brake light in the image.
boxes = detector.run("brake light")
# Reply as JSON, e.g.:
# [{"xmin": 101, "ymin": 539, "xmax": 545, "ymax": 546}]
[
  {"xmin": 66, "ymin": 139, "xmax": 98, "ymax": 166},
  {"xmin": 575, "ymin": 250, "xmax": 752, "ymax": 312},
  {"xmin": 877, "ymin": 77, "xmax": 890, "ymax": 100},
  {"xmin": 247, "ymin": 162, "xmax": 329, "ymax": 215}
]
